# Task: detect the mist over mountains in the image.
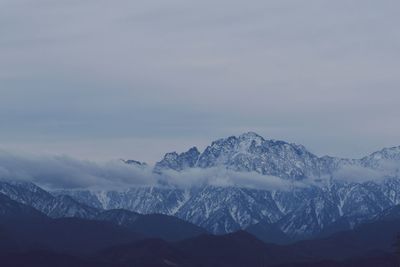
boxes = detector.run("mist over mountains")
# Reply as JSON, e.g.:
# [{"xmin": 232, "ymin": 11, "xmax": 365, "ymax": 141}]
[
  {"xmin": 1, "ymin": 132, "xmax": 400, "ymax": 238},
  {"xmin": 0, "ymin": 132, "xmax": 399, "ymax": 191},
  {"xmin": 1, "ymin": 132, "xmax": 400, "ymax": 266},
  {"xmin": 0, "ymin": 151, "xmax": 156, "ymax": 190}
]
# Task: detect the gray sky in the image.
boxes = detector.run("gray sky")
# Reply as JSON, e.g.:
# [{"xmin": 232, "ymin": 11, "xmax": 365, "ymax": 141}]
[{"xmin": 1, "ymin": 0, "xmax": 400, "ymax": 163}]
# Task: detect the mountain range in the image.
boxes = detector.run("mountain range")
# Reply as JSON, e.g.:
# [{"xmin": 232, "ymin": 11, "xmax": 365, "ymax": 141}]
[
  {"xmin": 1, "ymin": 132, "xmax": 400, "ymax": 265},
  {"xmin": 45, "ymin": 132, "xmax": 400, "ymax": 239}
]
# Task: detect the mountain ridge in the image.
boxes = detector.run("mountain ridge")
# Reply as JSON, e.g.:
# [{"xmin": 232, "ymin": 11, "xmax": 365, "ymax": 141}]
[
  {"xmin": 2, "ymin": 132, "xmax": 400, "ymax": 239},
  {"xmin": 153, "ymin": 132, "xmax": 400, "ymax": 183}
]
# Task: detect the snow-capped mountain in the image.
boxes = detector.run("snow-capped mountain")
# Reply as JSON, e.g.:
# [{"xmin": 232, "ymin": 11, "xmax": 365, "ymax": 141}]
[
  {"xmin": 361, "ymin": 146, "xmax": 400, "ymax": 169},
  {"xmin": 58, "ymin": 180, "xmax": 400, "ymax": 238},
  {"xmin": 155, "ymin": 132, "xmax": 330, "ymax": 180},
  {"xmin": 1, "ymin": 132, "xmax": 400, "ymax": 240},
  {"xmin": 121, "ymin": 159, "xmax": 148, "ymax": 168},
  {"xmin": 65, "ymin": 133, "xmax": 400, "ymax": 237},
  {"xmin": 154, "ymin": 147, "xmax": 200, "ymax": 173},
  {"xmin": 0, "ymin": 180, "xmax": 99, "ymax": 219},
  {"xmin": 55, "ymin": 186, "xmax": 190, "ymax": 215},
  {"xmin": 155, "ymin": 132, "xmax": 400, "ymax": 180}
]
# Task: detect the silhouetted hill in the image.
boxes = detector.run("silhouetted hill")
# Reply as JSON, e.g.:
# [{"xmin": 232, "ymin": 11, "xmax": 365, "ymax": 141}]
[
  {"xmin": 96, "ymin": 209, "xmax": 207, "ymax": 241},
  {"xmin": 99, "ymin": 238, "xmax": 193, "ymax": 267},
  {"xmin": 274, "ymin": 252, "xmax": 398, "ymax": 267},
  {"xmin": 2, "ymin": 217, "xmax": 144, "ymax": 254},
  {"xmin": 95, "ymin": 220, "xmax": 400, "ymax": 267},
  {"xmin": 246, "ymin": 220, "xmax": 292, "ymax": 244},
  {"xmin": 0, "ymin": 193, "xmax": 47, "ymax": 222},
  {"xmin": 98, "ymin": 231, "xmax": 287, "ymax": 267},
  {"xmin": 281, "ymin": 219, "xmax": 400, "ymax": 262},
  {"xmin": 0, "ymin": 250, "xmax": 112, "ymax": 267},
  {"xmin": 0, "ymin": 194, "xmax": 144, "ymax": 254},
  {"xmin": 2, "ymin": 191, "xmax": 400, "ymax": 266}
]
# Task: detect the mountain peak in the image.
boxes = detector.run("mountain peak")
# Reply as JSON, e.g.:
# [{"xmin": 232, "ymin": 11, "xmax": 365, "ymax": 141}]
[
  {"xmin": 238, "ymin": 131, "xmax": 263, "ymax": 140},
  {"xmin": 371, "ymin": 146, "xmax": 400, "ymax": 158},
  {"xmin": 237, "ymin": 132, "xmax": 264, "ymax": 148},
  {"xmin": 361, "ymin": 145, "xmax": 400, "ymax": 168},
  {"xmin": 187, "ymin": 146, "xmax": 200, "ymax": 154},
  {"xmin": 152, "ymin": 132, "xmax": 323, "ymax": 180},
  {"xmin": 151, "ymin": 133, "xmax": 398, "ymax": 181},
  {"xmin": 154, "ymin": 147, "xmax": 200, "ymax": 173},
  {"xmin": 121, "ymin": 159, "xmax": 148, "ymax": 167}
]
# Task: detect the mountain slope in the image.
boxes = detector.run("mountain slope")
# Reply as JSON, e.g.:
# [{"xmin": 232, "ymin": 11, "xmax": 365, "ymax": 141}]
[
  {"xmin": 1, "ymin": 194, "xmax": 400, "ymax": 267},
  {"xmin": 155, "ymin": 132, "xmax": 330, "ymax": 180},
  {"xmin": 95, "ymin": 209, "xmax": 207, "ymax": 241},
  {"xmin": 154, "ymin": 133, "xmax": 400, "ymax": 181},
  {"xmin": 0, "ymin": 181, "xmax": 100, "ymax": 219},
  {"xmin": 0, "ymin": 192, "xmax": 47, "ymax": 222},
  {"xmin": 99, "ymin": 219, "xmax": 400, "ymax": 267},
  {"xmin": 5, "ymin": 132, "xmax": 400, "ymax": 239},
  {"xmin": 0, "ymin": 193, "xmax": 144, "ymax": 254},
  {"xmin": 62, "ymin": 179, "xmax": 400, "ymax": 237}
]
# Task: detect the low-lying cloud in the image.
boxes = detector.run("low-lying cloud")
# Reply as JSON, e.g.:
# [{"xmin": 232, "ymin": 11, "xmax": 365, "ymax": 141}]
[
  {"xmin": 331, "ymin": 161, "xmax": 400, "ymax": 184},
  {"xmin": 160, "ymin": 167, "xmax": 301, "ymax": 191},
  {"xmin": 0, "ymin": 150, "xmax": 156, "ymax": 190},
  {"xmin": 0, "ymin": 150, "xmax": 399, "ymax": 191},
  {"xmin": 332, "ymin": 165, "xmax": 386, "ymax": 183},
  {"xmin": 0, "ymin": 150, "xmax": 303, "ymax": 191}
]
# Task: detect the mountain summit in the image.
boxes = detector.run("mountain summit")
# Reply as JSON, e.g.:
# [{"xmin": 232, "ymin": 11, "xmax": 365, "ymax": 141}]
[
  {"xmin": 155, "ymin": 132, "xmax": 321, "ymax": 180},
  {"xmin": 153, "ymin": 132, "xmax": 400, "ymax": 182}
]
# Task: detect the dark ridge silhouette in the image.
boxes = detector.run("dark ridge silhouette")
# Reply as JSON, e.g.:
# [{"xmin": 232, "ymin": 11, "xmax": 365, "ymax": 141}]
[
  {"xmin": 280, "ymin": 219, "xmax": 400, "ymax": 262},
  {"xmin": 95, "ymin": 209, "xmax": 207, "ymax": 241},
  {"xmin": 94, "ymin": 220, "xmax": 400, "ymax": 266},
  {"xmin": 2, "ymin": 190, "xmax": 400, "ymax": 266},
  {"xmin": 0, "ymin": 193, "xmax": 144, "ymax": 254},
  {"xmin": 128, "ymin": 213, "xmax": 207, "ymax": 241},
  {"xmin": 98, "ymin": 238, "xmax": 192, "ymax": 267},
  {"xmin": 0, "ymin": 193, "xmax": 47, "ymax": 221},
  {"xmin": 1, "ymin": 217, "xmax": 145, "ymax": 254},
  {"xmin": 246, "ymin": 220, "xmax": 292, "ymax": 244},
  {"xmin": 0, "ymin": 250, "xmax": 114, "ymax": 267},
  {"xmin": 274, "ymin": 253, "xmax": 397, "ymax": 267}
]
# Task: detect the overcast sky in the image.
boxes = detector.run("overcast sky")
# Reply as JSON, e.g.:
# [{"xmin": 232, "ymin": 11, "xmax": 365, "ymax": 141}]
[{"xmin": 1, "ymin": 0, "xmax": 399, "ymax": 163}]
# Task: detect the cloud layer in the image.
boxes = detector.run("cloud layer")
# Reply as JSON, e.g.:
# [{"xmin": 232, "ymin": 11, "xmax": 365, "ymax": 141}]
[
  {"xmin": 0, "ymin": 151, "xmax": 156, "ymax": 190},
  {"xmin": 0, "ymin": 150, "xmax": 299, "ymax": 190},
  {"xmin": 331, "ymin": 162, "xmax": 400, "ymax": 183},
  {"xmin": 160, "ymin": 167, "xmax": 300, "ymax": 191},
  {"xmin": 0, "ymin": 150, "xmax": 398, "ymax": 191}
]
